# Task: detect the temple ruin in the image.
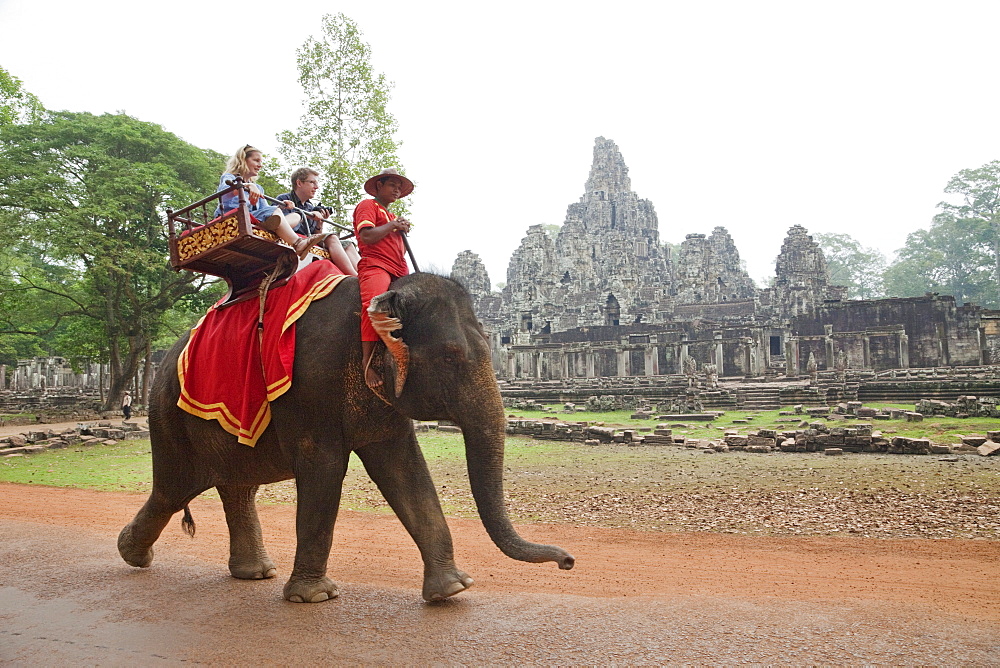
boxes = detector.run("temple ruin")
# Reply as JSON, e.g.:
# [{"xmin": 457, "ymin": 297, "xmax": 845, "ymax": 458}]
[{"xmin": 452, "ymin": 137, "xmax": 1000, "ymax": 404}]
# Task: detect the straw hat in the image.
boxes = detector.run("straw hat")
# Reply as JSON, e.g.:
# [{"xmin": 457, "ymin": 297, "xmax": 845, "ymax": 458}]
[{"xmin": 363, "ymin": 168, "xmax": 414, "ymax": 197}]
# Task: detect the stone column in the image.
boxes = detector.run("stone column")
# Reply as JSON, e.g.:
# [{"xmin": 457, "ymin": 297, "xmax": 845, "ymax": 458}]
[
  {"xmin": 714, "ymin": 333, "xmax": 724, "ymax": 374},
  {"xmin": 862, "ymin": 336, "xmax": 871, "ymax": 369},
  {"xmin": 785, "ymin": 337, "xmax": 800, "ymax": 376},
  {"xmin": 644, "ymin": 346, "xmax": 654, "ymax": 376},
  {"xmin": 0, "ymin": 364, "xmax": 5, "ymax": 389},
  {"xmin": 742, "ymin": 339, "xmax": 753, "ymax": 378},
  {"xmin": 679, "ymin": 336, "xmax": 689, "ymax": 375},
  {"xmin": 824, "ymin": 325, "xmax": 834, "ymax": 371},
  {"xmin": 617, "ymin": 347, "xmax": 628, "ymax": 377},
  {"xmin": 899, "ymin": 333, "xmax": 910, "ymax": 369},
  {"xmin": 586, "ymin": 352, "xmax": 595, "ymax": 378}
]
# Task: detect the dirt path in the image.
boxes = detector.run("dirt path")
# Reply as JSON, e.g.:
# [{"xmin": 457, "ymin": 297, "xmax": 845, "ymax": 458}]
[{"xmin": 1, "ymin": 483, "xmax": 998, "ymax": 665}]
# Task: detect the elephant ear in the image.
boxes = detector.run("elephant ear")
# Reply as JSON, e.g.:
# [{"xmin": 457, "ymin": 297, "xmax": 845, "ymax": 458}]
[{"xmin": 368, "ymin": 291, "xmax": 409, "ymax": 397}]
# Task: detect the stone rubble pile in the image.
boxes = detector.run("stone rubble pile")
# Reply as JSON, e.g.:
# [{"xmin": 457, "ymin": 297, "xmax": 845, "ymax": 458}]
[
  {"xmin": 503, "ymin": 418, "xmax": 1000, "ymax": 457},
  {"xmin": 0, "ymin": 421, "xmax": 150, "ymax": 457},
  {"xmin": 915, "ymin": 395, "xmax": 1000, "ymax": 418}
]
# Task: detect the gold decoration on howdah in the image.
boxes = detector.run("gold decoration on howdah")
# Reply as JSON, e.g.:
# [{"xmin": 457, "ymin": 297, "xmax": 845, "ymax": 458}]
[{"xmin": 176, "ymin": 217, "xmax": 240, "ymax": 261}]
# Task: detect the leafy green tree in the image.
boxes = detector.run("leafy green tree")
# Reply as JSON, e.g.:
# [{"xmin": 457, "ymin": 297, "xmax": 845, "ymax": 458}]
[
  {"xmin": 0, "ymin": 111, "xmax": 223, "ymax": 408},
  {"xmin": 0, "ymin": 67, "xmax": 42, "ymax": 127},
  {"xmin": 938, "ymin": 161, "xmax": 1000, "ymax": 306},
  {"xmin": 882, "ymin": 215, "xmax": 994, "ymax": 305},
  {"xmin": 814, "ymin": 232, "xmax": 887, "ymax": 299},
  {"xmin": 275, "ymin": 13, "xmax": 406, "ymax": 226}
]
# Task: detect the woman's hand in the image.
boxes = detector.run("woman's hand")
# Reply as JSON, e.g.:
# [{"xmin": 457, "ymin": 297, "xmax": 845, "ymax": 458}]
[{"xmin": 246, "ymin": 183, "xmax": 262, "ymax": 205}]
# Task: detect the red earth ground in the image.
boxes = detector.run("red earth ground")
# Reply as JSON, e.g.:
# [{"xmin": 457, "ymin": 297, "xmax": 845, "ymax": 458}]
[{"xmin": 1, "ymin": 479, "xmax": 999, "ymax": 665}]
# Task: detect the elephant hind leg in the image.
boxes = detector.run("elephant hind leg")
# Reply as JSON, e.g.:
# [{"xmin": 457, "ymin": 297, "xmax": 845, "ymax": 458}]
[
  {"xmin": 217, "ymin": 484, "xmax": 276, "ymax": 580},
  {"xmin": 119, "ymin": 489, "xmax": 202, "ymax": 568}
]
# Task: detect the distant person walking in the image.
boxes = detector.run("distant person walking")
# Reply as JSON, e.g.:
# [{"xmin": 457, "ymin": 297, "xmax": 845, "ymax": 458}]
[{"xmin": 122, "ymin": 392, "xmax": 132, "ymax": 421}]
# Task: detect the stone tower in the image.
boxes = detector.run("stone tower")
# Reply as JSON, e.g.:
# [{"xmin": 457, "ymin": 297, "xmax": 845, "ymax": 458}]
[
  {"xmin": 672, "ymin": 227, "xmax": 756, "ymax": 304},
  {"xmin": 763, "ymin": 224, "xmax": 847, "ymax": 317},
  {"xmin": 500, "ymin": 137, "xmax": 671, "ymax": 334}
]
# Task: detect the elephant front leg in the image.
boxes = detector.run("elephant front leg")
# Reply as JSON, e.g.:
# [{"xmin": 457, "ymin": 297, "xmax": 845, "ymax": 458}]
[
  {"xmin": 283, "ymin": 456, "xmax": 347, "ymax": 603},
  {"xmin": 356, "ymin": 436, "xmax": 474, "ymax": 602},
  {"xmin": 217, "ymin": 485, "xmax": 276, "ymax": 580}
]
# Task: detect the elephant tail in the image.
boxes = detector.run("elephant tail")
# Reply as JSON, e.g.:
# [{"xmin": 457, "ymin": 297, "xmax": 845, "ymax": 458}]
[{"xmin": 181, "ymin": 505, "xmax": 196, "ymax": 538}]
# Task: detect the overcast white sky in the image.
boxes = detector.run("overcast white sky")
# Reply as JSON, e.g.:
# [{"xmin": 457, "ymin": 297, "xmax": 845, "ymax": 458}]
[{"xmin": 1, "ymin": 0, "xmax": 997, "ymax": 286}]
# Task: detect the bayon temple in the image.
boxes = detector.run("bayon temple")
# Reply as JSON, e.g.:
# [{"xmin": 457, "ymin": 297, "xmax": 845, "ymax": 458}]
[{"xmin": 451, "ymin": 137, "xmax": 1000, "ymax": 404}]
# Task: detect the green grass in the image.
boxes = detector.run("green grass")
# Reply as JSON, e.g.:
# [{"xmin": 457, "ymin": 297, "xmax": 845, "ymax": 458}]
[
  {"xmin": 1, "ymin": 413, "xmax": 36, "ymax": 421},
  {"xmin": 0, "ymin": 441, "xmax": 155, "ymax": 492}
]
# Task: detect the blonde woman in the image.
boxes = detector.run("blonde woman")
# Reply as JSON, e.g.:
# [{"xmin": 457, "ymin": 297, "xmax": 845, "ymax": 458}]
[{"xmin": 217, "ymin": 145, "xmax": 329, "ymax": 259}]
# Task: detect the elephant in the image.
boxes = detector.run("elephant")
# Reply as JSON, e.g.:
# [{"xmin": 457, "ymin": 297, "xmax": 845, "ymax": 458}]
[{"xmin": 118, "ymin": 272, "xmax": 574, "ymax": 603}]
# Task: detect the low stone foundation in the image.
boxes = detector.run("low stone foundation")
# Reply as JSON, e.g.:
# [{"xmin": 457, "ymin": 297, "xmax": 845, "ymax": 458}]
[{"xmin": 0, "ymin": 421, "xmax": 150, "ymax": 457}]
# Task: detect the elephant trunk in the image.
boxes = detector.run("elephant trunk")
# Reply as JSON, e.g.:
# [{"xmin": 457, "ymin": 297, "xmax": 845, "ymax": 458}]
[{"xmin": 456, "ymin": 370, "xmax": 575, "ymax": 570}]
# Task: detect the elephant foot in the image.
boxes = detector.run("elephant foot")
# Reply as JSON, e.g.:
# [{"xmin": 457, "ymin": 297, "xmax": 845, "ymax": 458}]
[
  {"xmin": 229, "ymin": 557, "xmax": 277, "ymax": 580},
  {"xmin": 283, "ymin": 576, "xmax": 339, "ymax": 603},
  {"xmin": 422, "ymin": 568, "xmax": 474, "ymax": 602},
  {"xmin": 118, "ymin": 524, "xmax": 154, "ymax": 568}
]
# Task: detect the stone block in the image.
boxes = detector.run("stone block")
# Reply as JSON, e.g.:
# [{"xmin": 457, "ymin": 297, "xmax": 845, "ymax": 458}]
[
  {"xmin": 978, "ymin": 441, "xmax": 1000, "ymax": 457},
  {"xmin": 747, "ymin": 435, "xmax": 776, "ymax": 447},
  {"xmin": 746, "ymin": 445, "xmax": 772, "ymax": 453},
  {"xmin": 929, "ymin": 444, "xmax": 953, "ymax": 454},
  {"xmin": 856, "ymin": 407, "xmax": 877, "ymax": 418},
  {"xmin": 438, "ymin": 425, "xmax": 462, "ymax": 433},
  {"xmin": 904, "ymin": 412, "xmax": 924, "ymax": 422},
  {"xmin": 725, "ymin": 435, "xmax": 748, "ymax": 446},
  {"xmin": 905, "ymin": 438, "xmax": 932, "ymax": 455},
  {"xmin": 824, "ymin": 448, "xmax": 844, "ymax": 456},
  {"xmin": 961, "ymin": 435, "xmax": 988, "ymax": 447}
]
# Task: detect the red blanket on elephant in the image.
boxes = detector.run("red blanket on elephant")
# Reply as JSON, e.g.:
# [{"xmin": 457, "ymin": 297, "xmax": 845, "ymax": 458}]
[{"xmin": 177, "ymin": 261, "xmax": 348, "ymax": 447}]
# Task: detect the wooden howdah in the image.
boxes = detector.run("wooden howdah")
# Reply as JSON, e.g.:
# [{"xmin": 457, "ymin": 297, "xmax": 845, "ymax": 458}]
[{"xmin": 166, "ymin": 178, "xmax": 332, "ymax": 307}]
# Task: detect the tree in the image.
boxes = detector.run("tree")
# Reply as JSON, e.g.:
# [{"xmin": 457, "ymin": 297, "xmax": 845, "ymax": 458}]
[
  {"xmin": 882, "ymin": 214, "xmax": 993, "ymax": 305},
  {"xmin": 938, "ymin": 161, "xmax": 1000, "ymax": 306},
  {"xmin": 814, "ymin": 232, "xmax": 887, "ymax": 299},
  {"xmin": 276, "ymin": 13, "xmax": 406, "ymax": 227},
  {"xmin": 0, "ymin": 111, "xmax": 224, "ymax": 408},
  {"xmin": 879, "ymin": 162, "xmax": 1000, "ymax": 308},
  {"xmin": 0, "ymin": 67, "xmax": 42, "ymax": 127}
]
